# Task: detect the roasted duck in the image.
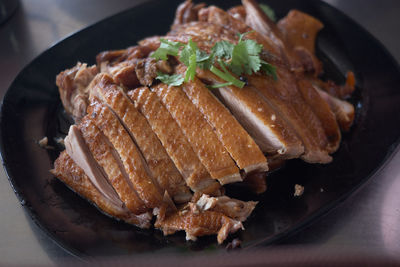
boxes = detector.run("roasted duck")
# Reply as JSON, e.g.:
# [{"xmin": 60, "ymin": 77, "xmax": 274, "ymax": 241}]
[{"xmin": 51, "ymin": 0, "xmax": 355, "ymax": 244}]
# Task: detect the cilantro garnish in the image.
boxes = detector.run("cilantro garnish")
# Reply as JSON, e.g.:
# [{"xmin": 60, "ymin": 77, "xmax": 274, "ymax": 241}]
[
  {"xmin": 151, "ymin": 39, "xmax": 184, "ymax": 61},
  {"xmin": 260, "ymin": 3, "xmax": 276, "ymax": 22},
  {"xmin": 155, "ymin": 72, "xmax": 184, "ymax": 86},
  {"xmin": 152, "ymin": 32, "xmax": 277, "ymax": 87}
]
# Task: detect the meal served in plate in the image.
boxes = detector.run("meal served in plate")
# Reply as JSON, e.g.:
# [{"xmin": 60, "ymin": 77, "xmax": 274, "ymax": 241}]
[{"xmin": 50, "ymin": 0, "xmax": 355, "ymax": 244}]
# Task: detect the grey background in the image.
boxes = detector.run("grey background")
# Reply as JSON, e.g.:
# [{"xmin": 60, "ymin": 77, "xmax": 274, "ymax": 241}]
[{"xmin": 0, "ymin": 0, "xmax": 399, "ymax": 265}]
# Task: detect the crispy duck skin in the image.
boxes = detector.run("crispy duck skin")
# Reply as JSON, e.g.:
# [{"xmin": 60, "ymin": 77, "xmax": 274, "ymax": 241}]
[
  {"xmin": 89, "ymin": 73, "xmax": 192, "ymax": 204},
  {"xmin": 152, "ymin": 83, "xmax": 241, "ymax": 185},
  {"xmin": 88, "ymin": 100, "xmax": 165, "ymax": 210},
  {"xmin": 155, "ymin": 204, "xmax": 243, "ymax": 244},
  {"xmin": 196, "ymin": 69, "xmax": 304, "ymax": 159},
  {"xmin": 176, "ymin": 66, "xmax": 268, "ymax": 173},
  {"xmin": 79, "ymin": 116, "xmax": 147, "ymax": 214},
  {"xmin": 51, "ymin": 151, "xmax": 152, "ymax": 228},
  {"xmin": 297, "ymin": 79, "xmax": 341, "ymax": 153},
  {"xmin": 56, "ymin": 62, "xmax": 98, "ymax": 122},
  {"xmin": 249, "ymin": 72, "xmax": 332, "ymax": 163},
  {"xmin": 128, "ymin": 87, "xmax": 220, "ymax": 194},
  {"xmin": 241, "ymin": 0, "xmax": 306, "ymax": 73},
  {"xmin": 277, "ymin": 9, "xmax": 324, "ymax": 75}
]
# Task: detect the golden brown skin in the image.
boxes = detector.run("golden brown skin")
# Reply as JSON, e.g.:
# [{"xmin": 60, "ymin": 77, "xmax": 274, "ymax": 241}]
[
  {"xmin": 176, "ymin": 65, "xmax": 268, "ymax": 173},
  {"xmin": 79, "ymin": 116, "xmax": 147, "ymax": 214},
  {"xmin": 196, "ymin": 69, "xmax": 304, "ymax": 159},
  {"xmin": 88, "ymin": 100, "xmax": 164, "ymax": 210},
  {"xmin": 128, "ymin": 87, "xmax": 220, "ymax": 194},
  {"xmin": 277, "ymin": 10, "xmax": 324, "ymax": 75},
  {"xmin": 51, "ymin": 151, "xmax": 152, "ymax": 228},
  {"xmin": 90, "ymin": 74, "xmax": 191, "ymax": 204},
  {"xmin": 297, "ymin": 79, "xmax": 341, "ymax": 153},
  {"xmin": 249, "ymin": 71, "xmax": 332, "ymax": 163},
  {"xmin": 152, "ymin": 83, "xmax": 241, "ymax": 185}
]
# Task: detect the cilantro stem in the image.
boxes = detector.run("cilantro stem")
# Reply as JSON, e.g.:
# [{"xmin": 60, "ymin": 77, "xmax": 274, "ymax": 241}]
[
  {"xmin": 210, "ymin": 65, "xmax": 245, "ymax": 88},
  {"xmin": 207, "ymin": 82, "xmax": 233, "ymax": 89}
]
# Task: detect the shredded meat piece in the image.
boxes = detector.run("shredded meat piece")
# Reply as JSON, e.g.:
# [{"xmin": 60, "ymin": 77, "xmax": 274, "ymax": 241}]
[
  {"xmin": 56, "ymin": 62, "xmax": 98, "ymax": 122},
  {"xmin": 155, "ymin": 202, "xmax": 243, "ymax": 244}
]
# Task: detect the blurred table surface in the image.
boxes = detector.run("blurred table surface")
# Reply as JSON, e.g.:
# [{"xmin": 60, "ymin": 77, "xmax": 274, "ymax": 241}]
[{"xmin": 0, "ymin": 0, "xmax": 399, "ymax": 265}]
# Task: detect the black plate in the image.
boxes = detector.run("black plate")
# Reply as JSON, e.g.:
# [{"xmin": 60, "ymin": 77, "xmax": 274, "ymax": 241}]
[{"xmin": 1, "ymin": 0, "xmax": 399, "ymax": 259}]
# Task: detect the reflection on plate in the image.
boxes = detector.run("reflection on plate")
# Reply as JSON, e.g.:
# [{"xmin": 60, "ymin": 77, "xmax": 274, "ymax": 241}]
[{"xmin": 0, "ymin": 0, "xmax": 399, "ymax": 258}]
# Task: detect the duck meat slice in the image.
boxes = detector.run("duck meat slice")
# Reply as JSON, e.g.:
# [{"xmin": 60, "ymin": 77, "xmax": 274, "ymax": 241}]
[
  {"xmin": 151, "ymin": 83, "xmax": 241, "ymax": 185},
  {"xmin": 79, "ymin": 116, "xmax": 148, "ymax": 214},
  {"xmin": 64, "ymin": 125, "xmax": 122, "ymax": 208},
  {"xmin": 296, "ymin": 79, "xmax": 341, "ymax": 153},
  {"xmin": 277, "ymin": 9, "xmax": 324, "ymax": 75},
  {"xmin": 248, "ymin": 70, "xmax": 332, "ymax": 163},
  {"xmin": 128, "ymin": 87, "xmax": 220, "ymax": 194},
  {"xmin": 87, "ymin": 99, "xmax": 164, "ymax": 211},
  {"xmin": 196, "ymin": 69, "xmax": 304, "ymax": 159},
  {"xmin": 176, "ymin": 66, "xmax": 268, "ymax": 173},
  {"xmin": 89, "ymin": 73, "xmax": 191, "ymax": 204},
  {"xmin": 51, "ymin": 151, "xmax": 152, "ymax": 228}
]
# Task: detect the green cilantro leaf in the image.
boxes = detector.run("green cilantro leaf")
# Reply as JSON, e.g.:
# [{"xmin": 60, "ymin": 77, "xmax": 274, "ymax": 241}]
[
  {"xmin": 151, "ymin": 39, "xmax": 184, "ymax": 61},
  {"xmin": 196, "ymin": 50, "xmax": 214, "ymax": 70},
  {"xmin": 212, "ymin": 40, "xmax": 234, "ymax": 59},
  {"xmin": 155, "ymin": 72, "xmax": 184, "ymax": 86},
  {"xmin": 230, "ymin": 39, "xmax": 263, "ymax": 75},
  {"xmin": 261, "ymin": 60, "xmax": 278, "ymax": 80},
  {"xmin": 184, "ymin": 53, "xmax": 197, "ymax": 82},
  {"xmin": 180, "ymin": 39, "xmax": 198, "ymax": 82},
  {"xmin": 260, "ymin": 3, "xmax": 276, "ymax": 22}
]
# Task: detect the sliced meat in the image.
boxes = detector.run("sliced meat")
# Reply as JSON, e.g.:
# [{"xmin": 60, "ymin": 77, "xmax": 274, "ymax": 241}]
[
  {"xmin": 79, "ymin": 116, "xmax": 147, "ymax": 214},
  {"xmin": 248, "ymin": 71, "xmax": 332, "ymax": 163},
  {"xmin": 297, "ymin": 79, "xmax": 341, "ymax": 153},
  {"xmin": 176, "ymin": 66, "xmax": 268, "ymax": 173},
  {"xmin": 56, "ymin": 62, "xmax": 98, "ymax": 122},
  {"xmin": 196, "ymin": 69, "xmax": 304, "ymax": 159},
  {"xmin": 89, "ymin": 74, "xmax": 191, "ymax": 204},
  {"xmin": 277, "ymin": 9, "xmax": 324, "ymax": 74},
  {"xmin": 64, "ymin": 125, "xmax": 122, "ymax": 208},
  {"xmin": 311, "ymin": 72, "xmax": 356, "ymax": 99},
  {"xmin": 155, "ymin": 203, "xmax": 243, "ymax": 244},
  {"xmin": 87, "ymin": 100, "xmax": 164, "ymax": 210},
  {"xmin": 241, "ymin": 0, "xmax": 304, "ymax": 72},
  {"xmin": 128, "ymin": 87, "xmax": 220, "ymax": 194},
  {"xmin": 314, "ymin": 87, "xmax": 355, "ymax": 131},
  {"xmin": 51, "ymin": 151, "xmax": 151, "ymax": 228},
  {"xmin": 196, "ymin": 194, "xmax": 257, "ymax": 222},
  {"xmin": 151, "ymin": 83, "xmax": 241, "ymax": 185}
]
